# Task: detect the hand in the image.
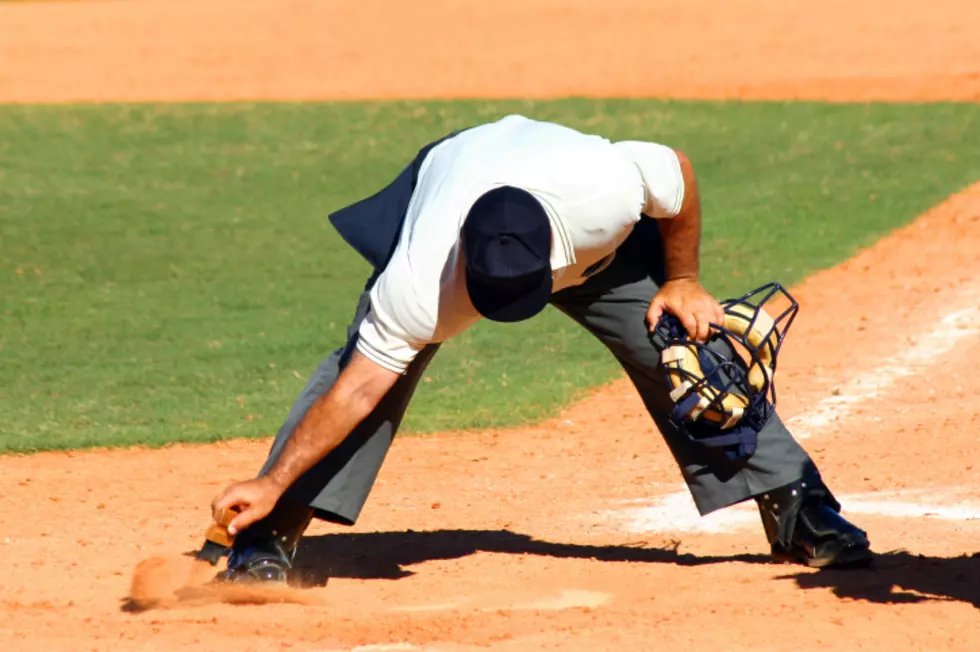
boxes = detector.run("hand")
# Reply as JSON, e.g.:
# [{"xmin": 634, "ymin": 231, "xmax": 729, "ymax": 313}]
[
  {"xmin": 210, "ymin": 476, "xmax": 284, "ymax": 535},
  {"xmin": 647, "ymin": 278, "xmax": 725, "ymax": 342}
]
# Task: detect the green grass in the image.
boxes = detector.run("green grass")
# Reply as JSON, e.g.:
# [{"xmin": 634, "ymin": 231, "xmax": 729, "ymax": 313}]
[{"xmin": 1, "ymin": 100, "xmax": 978, "ymax": 452}]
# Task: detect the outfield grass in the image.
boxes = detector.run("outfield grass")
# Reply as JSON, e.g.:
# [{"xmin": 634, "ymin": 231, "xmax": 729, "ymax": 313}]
[{"xmin": 1, "ymin": 100, "xmax": 978, "ymax": 452}]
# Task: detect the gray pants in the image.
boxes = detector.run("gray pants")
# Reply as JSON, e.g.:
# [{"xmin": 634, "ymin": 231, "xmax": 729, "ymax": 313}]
[{"xmin": 260, "ymin": 221, "xmax": 814, "ymax": 524}]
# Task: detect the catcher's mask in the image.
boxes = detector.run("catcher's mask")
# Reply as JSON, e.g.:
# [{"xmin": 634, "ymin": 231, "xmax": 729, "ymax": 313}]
[{"xmin": 651, "ymin": 282, "xmax": 799, "ymax": 462}]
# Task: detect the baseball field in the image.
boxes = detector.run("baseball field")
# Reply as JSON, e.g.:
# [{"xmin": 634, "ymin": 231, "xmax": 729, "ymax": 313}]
[{"xmin": 1, "ymin": 0, "xmax": 979, "ymax": 650}]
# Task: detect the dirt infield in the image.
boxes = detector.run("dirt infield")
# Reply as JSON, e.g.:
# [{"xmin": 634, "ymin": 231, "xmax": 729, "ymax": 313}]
[
  {"xmin": 1, "ymin": 0, "xmax": 979, "ymax": 103},
  {"xmin": 2, "ymin": 1, "xmax": 980, "ymax": 651}
]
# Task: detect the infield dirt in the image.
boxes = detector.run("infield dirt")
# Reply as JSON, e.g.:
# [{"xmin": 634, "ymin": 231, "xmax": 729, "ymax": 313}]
[{"xmin": 1, "ymin": 1, "xmax": 979, "ymax": 650}]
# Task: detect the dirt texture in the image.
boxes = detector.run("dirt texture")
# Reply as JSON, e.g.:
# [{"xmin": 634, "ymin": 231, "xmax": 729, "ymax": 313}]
[
  {"xmin": 1, "ymin": 0, "xmax": 979, "ymax": 103},
  {"xmin": 2, "ymin": 1, "xmax": 980, "ymax": 651}
]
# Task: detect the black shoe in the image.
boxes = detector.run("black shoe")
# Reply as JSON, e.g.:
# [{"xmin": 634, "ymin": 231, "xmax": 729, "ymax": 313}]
[
  {"xmin": 222, "ymin": 541, "xmax": 292, "ymax": 583},
  {"xmin": 756, "ymin": 468, "xmax": 873, "ymax": 569},
  {"xmin": 217, "ymin": 498, "xmax": 313, "ymax": 585},
  {"xmin": 768, "ymin": 501, "xmax": 873, "ymax": 568}
]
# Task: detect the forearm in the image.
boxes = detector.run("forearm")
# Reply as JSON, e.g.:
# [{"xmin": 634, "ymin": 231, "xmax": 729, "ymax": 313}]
[
  {"xmin": 645, "ymin": 151, "xmax": 723, "ymax": 340},
  {"xmin": 657, "ymin": 151, "xmax": 702, "ymax": 282},
  {"xmin": 263, "ymin": 354, "xmax": 397, "ymax": 492},
  {"xmin": 658, "ymin": 205, "xmax": 701, "ymax": 282}
]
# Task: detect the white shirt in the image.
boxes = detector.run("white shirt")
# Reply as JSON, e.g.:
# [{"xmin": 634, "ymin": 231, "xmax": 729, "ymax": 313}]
[{"xmin": 356, "ymin": 115, "xmax": 686, "ymax": 374}]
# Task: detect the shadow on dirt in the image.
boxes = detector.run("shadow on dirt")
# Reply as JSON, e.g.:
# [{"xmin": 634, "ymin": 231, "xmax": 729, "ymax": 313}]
[
  {"xmin": 779, "ymin": 550, "xmax": 980, "ymax": 608},
  {"xmin": 293, "ymin": 529, "xmax": 979, "ymax": 608},
  {"xmin": 292, "ymin": 528, "xmax": 765, "ymax": 584}
]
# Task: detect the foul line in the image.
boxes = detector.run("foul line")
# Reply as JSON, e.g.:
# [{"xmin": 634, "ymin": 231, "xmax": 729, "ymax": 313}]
[
  {"xmin": 616, "ymin": 282, "xmax": 980, "ymax": 534},
  {"xmin": 618, "ymin": 487, "xmax": 980, "ymax": 535},
  {"xmin": 787, "ymin": 294, "xmax": 980, "ymax": 439}
]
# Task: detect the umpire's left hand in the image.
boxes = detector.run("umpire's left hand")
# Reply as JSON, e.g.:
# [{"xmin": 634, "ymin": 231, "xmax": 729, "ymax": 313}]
[{"xmin": 647, "ymin": 278, "xmax": 725, "ymax": 342}]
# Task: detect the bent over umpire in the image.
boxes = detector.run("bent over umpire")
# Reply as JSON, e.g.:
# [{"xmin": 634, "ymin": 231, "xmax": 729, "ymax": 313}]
[{"xmin": 208, "ymin": 115, "xmax": 872, "ymax": 583}]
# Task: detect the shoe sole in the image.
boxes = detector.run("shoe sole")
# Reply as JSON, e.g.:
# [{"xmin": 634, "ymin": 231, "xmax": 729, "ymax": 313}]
[
  {"xmin": 216, "ymin": 567, "xmax": 289, "ymax": 585},
  {"xmin": 808, "ymin": 544, "xmax": 874, "ymax": 569},
  {"xmin": 772, "ymin": 544, "xmax": 874, "ymax": 569}
]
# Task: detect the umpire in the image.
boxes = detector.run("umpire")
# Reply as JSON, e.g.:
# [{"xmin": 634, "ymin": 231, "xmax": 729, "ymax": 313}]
[{"xmin": 210, "ymin": 115, "xmax": 872, "ymax": 583}]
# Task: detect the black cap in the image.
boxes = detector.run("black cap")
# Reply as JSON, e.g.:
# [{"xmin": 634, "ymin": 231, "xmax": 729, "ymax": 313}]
[{"xmin": 461, "ymin": 186, "xmax": 553, "ymax": 323}]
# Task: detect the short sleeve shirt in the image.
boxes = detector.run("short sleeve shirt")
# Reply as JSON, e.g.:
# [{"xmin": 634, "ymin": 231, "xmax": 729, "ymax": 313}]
[{"xmin": 356, "ymin": 115, "xmax": 685, "ymax": 374}]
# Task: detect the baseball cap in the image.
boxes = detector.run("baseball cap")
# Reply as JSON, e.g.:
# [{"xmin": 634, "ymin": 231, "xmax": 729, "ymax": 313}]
[{"xmin": 461, "ymin": 186, "xmax": 553, "ymax": 323}]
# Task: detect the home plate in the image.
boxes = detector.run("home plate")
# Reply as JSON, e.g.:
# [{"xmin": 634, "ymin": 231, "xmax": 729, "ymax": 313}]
[{"xmin": 609, "ymin": 486, "xmax": 980, "ymax": 535}]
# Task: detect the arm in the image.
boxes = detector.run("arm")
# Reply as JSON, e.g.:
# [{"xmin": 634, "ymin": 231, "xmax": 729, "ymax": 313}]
[
  {"xmin": 264, "ymin": 350, "xmax": 399, "ymax": 491},
  {"xmin": 656, "ymin": 150, "xmax": 703, "ymax": 284},
  {"xmin": 212, "ymin": 350, "xmax": 400, "ymax": 534},
  {"xmin": 646, "ymin": 150, "xmax": 725, "ymax": 341}
]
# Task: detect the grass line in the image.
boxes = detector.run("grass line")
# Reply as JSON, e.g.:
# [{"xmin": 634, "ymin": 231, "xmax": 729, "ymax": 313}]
[{"xmin": 1, "ymin": 99, "xmax": 978, "ymax": 452}]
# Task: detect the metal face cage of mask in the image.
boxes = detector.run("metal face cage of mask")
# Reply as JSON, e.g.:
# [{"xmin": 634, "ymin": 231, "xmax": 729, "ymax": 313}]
[{"xmin": 652, "ymin": 282, "xmax": 800, "ymax": 460}]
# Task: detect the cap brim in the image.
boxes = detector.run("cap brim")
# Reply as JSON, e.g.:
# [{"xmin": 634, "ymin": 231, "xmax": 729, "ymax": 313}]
[{"xmin": 466, "ymin": 269, "xmax": 553, "ymax": 323}]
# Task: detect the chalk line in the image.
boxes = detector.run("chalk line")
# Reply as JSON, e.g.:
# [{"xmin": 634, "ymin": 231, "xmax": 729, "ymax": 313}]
[
  {"xmin": 786, "ymin": 293, "xmax": 980, "ymax": 439},
  {"xmin": 616, "ymin": 282, "xmax": 980, "ymax": 534},
  {"xmin": 614, "ymin": 487, "xmax": 980, "ymax": 535}
]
